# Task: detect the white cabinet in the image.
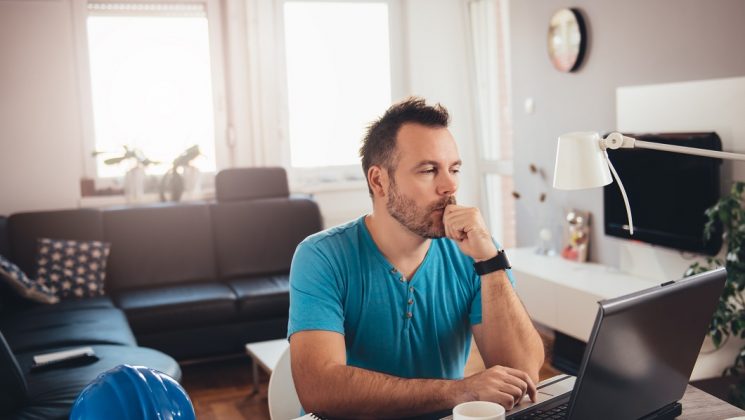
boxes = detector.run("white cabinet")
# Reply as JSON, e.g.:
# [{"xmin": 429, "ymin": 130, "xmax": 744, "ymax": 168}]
[
  {"xmin": 509, "ymin": 247, "xmax": 737, "ymax": 380},
  {"xmin": 509, "ymin": 247, "xmax": 659, "ymax": 342}
]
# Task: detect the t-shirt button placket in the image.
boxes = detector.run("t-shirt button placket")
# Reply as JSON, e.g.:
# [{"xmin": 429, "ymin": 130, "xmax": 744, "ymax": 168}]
[{"xmin": 404, "ymin": 285, "xmax": 415, "ymax": 331}]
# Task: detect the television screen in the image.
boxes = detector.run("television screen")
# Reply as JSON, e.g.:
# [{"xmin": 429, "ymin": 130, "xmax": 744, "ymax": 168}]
[{"xmin": 604, "ymin": 132, "xmax": 723, "ymax": 255}]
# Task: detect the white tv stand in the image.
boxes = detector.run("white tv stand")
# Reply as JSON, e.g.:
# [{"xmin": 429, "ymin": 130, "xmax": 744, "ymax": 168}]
[
  {"xmin": 508, "ymin": 247, "xmax": 737, "ymax": 380},
  {"xmin": 509, "ymin": 247, "xmax": 658, "ymax": 342}
]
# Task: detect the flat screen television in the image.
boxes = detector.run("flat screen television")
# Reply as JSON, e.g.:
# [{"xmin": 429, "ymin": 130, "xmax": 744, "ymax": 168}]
[{"xmin": 604, "ymin": 132, "xmax": 723, "ymax": 255}]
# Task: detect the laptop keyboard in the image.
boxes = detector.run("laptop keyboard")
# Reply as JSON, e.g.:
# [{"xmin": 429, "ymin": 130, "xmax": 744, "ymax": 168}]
[{"xmin": 512, "ymin": 402, "xmax": 569, "ymax": 420}]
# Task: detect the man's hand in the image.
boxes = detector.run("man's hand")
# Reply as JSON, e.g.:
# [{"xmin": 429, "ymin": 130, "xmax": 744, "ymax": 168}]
[
  {"xmin": 443, "ymin": 205, "xmax": 498, "ymax": 261},
  {"xmin": 453, "ymin": 365, "xmax": 538, "ymax": 410}
]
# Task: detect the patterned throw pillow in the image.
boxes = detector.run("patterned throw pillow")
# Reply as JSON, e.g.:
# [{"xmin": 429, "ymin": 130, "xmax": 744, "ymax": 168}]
[
  {"xmin": 35, "ymin": 238, "xmax": 111, "ymax": 299},
  {"xmin": 0, "ymin": 254, "xmax": 58, "ymax": 304}
]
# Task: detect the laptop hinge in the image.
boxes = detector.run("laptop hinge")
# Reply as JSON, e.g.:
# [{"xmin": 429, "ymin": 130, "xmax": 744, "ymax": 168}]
[{"xmin": 638, "ymin": 402, "xmax": 682, "ymax": 420}]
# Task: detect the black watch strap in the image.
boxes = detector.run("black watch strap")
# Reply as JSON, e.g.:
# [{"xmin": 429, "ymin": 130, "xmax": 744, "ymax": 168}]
[{"xmin": 473, "ymin": 250, "xmax": 511, "ymax": 275}]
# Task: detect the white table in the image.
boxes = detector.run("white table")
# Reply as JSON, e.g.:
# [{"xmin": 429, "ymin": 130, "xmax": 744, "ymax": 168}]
[{"xmin": 245, "ymin": 338, "xmax": 289, "ymax": 394}]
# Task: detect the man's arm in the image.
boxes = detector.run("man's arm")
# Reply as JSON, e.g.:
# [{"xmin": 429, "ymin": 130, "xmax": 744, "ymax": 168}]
[
  {"xmin": 291, "ymin": 330, "xmax": 537, "ymax": 418},
  {"xmin": 472, "ymin": 270, "xmax": 545, "ymax": 383},
  {"xmin": 442, "ymin": 205, "xmax": 545, "ymax": 383}
]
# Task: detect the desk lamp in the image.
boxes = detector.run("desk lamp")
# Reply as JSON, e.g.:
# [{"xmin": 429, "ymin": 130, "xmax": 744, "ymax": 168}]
[{"xmin": 553, "ymin": 131, "xmax": 745, "ymax": 235}]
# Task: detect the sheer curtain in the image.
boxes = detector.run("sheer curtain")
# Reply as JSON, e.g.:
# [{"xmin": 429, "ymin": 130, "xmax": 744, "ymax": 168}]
[{"xmin": 467, "ymin": 0, "xmax": 515, "ymax": 248}]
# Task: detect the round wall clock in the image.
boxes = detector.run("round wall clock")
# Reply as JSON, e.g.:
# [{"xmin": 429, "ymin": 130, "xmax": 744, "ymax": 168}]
[{"xmin": 547, "ymin": 8, "xmax": 587, "ymax": 72}]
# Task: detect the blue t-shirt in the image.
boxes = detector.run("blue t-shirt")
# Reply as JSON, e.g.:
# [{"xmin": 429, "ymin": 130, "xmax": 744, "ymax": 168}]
[{"xmin": 287, "ymin": 216, "xmax": 514, "ymax": 380}]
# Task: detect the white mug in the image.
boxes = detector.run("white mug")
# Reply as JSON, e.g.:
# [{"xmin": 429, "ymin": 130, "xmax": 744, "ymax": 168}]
[{"xmin": 452, "ymin": 401, "xmax": 506, "ymax": 420}]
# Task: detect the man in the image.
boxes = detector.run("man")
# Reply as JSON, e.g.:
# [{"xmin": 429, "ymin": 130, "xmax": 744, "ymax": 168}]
[{"xmin": 288, "ymin": 98, "xmax": 545, "ymax": 418}]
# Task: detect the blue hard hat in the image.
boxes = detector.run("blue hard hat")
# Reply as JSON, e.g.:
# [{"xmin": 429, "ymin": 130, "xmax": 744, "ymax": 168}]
[{"xmin": 70, "ymin": 364, "xmax": 195, "ymax": 420}]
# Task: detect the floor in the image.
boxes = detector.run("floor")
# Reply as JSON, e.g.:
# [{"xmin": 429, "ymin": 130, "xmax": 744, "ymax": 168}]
[
  {"xmin": 181, "ymin": 335, "xmax": 560, "ymax": 420},
  {"xmin": 181, "ymin": 356, "xmax": 270, "ymax": 420}
]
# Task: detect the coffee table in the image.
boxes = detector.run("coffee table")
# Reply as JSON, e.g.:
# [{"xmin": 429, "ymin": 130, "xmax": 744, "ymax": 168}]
[{"xmin": 245, "ymin": 338, "xmax": 289, "ymax": 394}]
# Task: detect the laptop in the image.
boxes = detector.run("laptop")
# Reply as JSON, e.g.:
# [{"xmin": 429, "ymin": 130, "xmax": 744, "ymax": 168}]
[{"xmin": 502, "ymin": 267, "xmax": 727, "ymax": 420}]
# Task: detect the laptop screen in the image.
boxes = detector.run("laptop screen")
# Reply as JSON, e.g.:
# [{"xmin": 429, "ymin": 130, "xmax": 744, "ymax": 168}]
[{"xmin": 567, "ymin": 268, "xmax": 726, "ymax": 420}]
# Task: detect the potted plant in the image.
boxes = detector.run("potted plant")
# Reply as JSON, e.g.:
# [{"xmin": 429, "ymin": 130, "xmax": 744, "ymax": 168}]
[
  {"xmin": 92, "ymin": 146, "xmax": 159, "ymax": 202},
  {"xmin": 159, "ymin": 145, "xmax": 201, "ymax": 202},
  {"xmin": 686, "ymin": 181, "xmax": 745, "ymax": 407},
  {"xmin": 513, "ymin": 163, "xmax": 559, "ymax": 255}
]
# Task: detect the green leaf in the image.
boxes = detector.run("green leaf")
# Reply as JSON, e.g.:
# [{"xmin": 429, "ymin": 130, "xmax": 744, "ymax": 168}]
[
  {"xmin": 693, "ymin": 180, "xmax": 745, "ymax": 380},
  {"xmin": 714, "ymin": 330, "xmax": 723, "ymax": 347},
  {"xmin": 104, "ymin": 157, "xmax": 125, "ymax": 165}
]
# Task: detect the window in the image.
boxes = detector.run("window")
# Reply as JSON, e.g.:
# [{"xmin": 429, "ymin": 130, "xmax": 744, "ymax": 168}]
[
  {"xmin": 81, "ymin": 2, "xmax": 225, "ymax": 178},
  {"xmin": 282, "ymin": 0, "xmax": 398, "ymax": 173},
  {"xmin": 467, "ymin": 0, "xmax": 515, "ymax": 248}
]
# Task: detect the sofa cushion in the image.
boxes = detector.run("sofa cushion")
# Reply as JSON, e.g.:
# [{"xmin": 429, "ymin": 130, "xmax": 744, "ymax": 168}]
[
  {"xmin": 0, "ymin": 331, "xmax": 27, "ymax": 416},
  {"xmin": 7, "ymin": 209, "xmax": 104, "ymax": 276},
  {"xmin": 114, "ymin": 282, "xmax": 238, "ymax": 334},
  {"xmin": 11, "ymin": 344, "xmax": 180, "ymax": 420},
  {"xmin": 0, "ymin": 253, "xmax": 57, "ymax": 304},
  {"xmin": 0, "ymin": 307, "xmax": 136, "ymax": 353},
  {"xmin": 34, "ymin": 238, "xmax": 110, "ymax": 299},
  {"xmin": 215, "ymin": 167, "xmax": 290, "ymax": 202},
  {"xmin": 228, "ymin": 275, "xmax": 290, "ymax": 321},
  {"xmin": 27, "ymin": 295, "xmax": 115, "ymax": 312},
  {"xmin": 102, "ymin": 203, "xmax": 217, "ymax": 292},
  {"xmin": 211, "ymin": 198, "xmax": 322, "ymax": 279}
]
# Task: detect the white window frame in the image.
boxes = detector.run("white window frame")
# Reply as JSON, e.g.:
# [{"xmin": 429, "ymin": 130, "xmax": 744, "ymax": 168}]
[
  {"xmin": 277, "ymin": 0, "xmax": 407, "ymax": 192},
  {"xmin": 71, "ymin": 0, "xmax": 230, "ymax": 186},
  {"xmin": 464, "ymin": 0, "xmax": 515, "ymax": 247}
]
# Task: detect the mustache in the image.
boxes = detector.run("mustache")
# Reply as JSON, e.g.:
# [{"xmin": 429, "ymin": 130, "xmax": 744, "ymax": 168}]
[{"xmin": 431, "ymin": 196, "xmax": 456, "ymax": 212}]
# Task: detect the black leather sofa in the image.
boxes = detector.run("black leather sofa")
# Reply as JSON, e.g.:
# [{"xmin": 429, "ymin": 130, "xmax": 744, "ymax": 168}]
[{"xmin": 0, "ymin": 167, "xmax": 323, "ymax": 419}]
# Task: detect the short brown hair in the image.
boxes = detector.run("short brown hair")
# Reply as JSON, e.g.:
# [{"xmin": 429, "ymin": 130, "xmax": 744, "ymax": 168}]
[{"xmin": 359, "ymin": 97, "xmax": 450, "ymax": 195}]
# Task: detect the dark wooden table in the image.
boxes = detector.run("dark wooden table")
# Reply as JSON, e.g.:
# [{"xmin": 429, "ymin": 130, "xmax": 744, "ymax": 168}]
[{"xmin": 681, "ymin": 385, "xmax": 745, "ymax": 419}]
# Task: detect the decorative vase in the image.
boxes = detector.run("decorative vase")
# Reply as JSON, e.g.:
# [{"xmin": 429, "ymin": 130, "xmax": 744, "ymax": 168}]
[
  {"xmin": 535, "ymin": 210, "xmax": 561, "ymax": 256},
  {"xmin": 181, "ymin": 165, "xmax": 201, "ymax": 200},
  {"xmin": 160, "ymin": 169, "xmax": 184, "ymax": 202},
  {"xmin": 124, "ymin": 166, "xmax": 146, "ymax": 203}
]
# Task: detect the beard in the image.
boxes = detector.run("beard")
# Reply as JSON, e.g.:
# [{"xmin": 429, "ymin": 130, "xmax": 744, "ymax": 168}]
[{"xmin": 386, "ymin": 179, "xmax": 456, "ymax": 239}]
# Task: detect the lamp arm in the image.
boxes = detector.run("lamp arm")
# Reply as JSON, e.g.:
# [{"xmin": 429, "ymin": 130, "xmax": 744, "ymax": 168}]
[
  {"xmin": 634, "ymin": 140, "xmax": 745, "ymax": 161},
  {"xmin": 602, "ymin": 132, "xmax": 745, "ymax": 162},
  {"xmin": 604, "ymin": 150, "xmax": 634, "ymax": 235}
]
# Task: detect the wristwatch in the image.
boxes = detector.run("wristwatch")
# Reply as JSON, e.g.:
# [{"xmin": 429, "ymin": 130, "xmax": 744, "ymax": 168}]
[{"xmin": 473, "ymin": 249, "xmax": 511, "ymax": 275}]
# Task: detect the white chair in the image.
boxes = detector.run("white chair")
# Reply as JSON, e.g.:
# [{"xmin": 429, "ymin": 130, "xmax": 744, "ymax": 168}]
[{"xmin": 267, "ymin": 345, "xmax": 303, "ymax": 420}]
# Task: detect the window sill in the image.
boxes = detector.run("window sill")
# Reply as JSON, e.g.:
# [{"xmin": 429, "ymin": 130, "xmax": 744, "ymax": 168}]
[
  {"xmin": 291, "ymin": 179, "xmax": 368, "ymax": 195},
  {"xmin": 78, "ymin": 190, "xmax": 215, "ymax": 209}
]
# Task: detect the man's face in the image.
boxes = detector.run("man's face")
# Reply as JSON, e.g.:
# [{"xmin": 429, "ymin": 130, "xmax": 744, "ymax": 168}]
[{"xmin": 384, "ymin": 123, "xmax": 461, "ymax": 238}]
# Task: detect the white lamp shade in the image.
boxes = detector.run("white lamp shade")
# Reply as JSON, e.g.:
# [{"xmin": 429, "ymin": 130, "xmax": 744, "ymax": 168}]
[{"xmin": 553, "ymin": 131, "xmax": 613, "ymax": 190}]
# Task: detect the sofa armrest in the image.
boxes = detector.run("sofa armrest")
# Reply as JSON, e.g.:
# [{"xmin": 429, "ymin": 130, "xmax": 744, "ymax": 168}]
[{"xmin": 0, "ymin": 330, "xmax": 27, "ymax": 415}]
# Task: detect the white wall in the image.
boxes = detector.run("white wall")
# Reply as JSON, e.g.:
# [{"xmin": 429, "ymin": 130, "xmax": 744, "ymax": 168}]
[
  {"xmin": 615, "ymin": 76, "xmax": 745, "ymax": 281},
  {"xmin": 0, "ymin": 0, "xmax": 481, "ymax": 225},
  {"xmin": 0, "ymin": 1, "xmax": 84, "ymax": 214},
  {"xmin": 509, "ymin": 0, "xmax": 745, "ymax": 266}
]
